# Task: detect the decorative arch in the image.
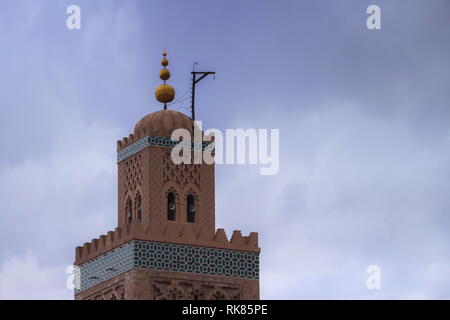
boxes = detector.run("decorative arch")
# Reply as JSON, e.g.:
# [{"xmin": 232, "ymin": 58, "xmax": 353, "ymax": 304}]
[
  {"xmin": 134, "ymin": 191, "xmax": 142, "ymax": 222},
  {"xmin": 185, "ymin": 188, "xmax": 199, "ymax": 224},
  {"xmin": 165, "ymin": 188, "xmax": 179, "ymax": 221},
  {"xmin": 125, "ymin": 196, "xmax": 133, "ymax": 224}
]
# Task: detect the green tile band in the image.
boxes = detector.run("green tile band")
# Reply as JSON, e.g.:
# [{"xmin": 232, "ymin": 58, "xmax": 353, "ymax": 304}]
[
  {"xmin": 75, "ymin": 240, "xmax": 259, "ymax": 293},
  {"xmin": 117, "ymin": 135, "xmax": 214, "ymax": 162}
]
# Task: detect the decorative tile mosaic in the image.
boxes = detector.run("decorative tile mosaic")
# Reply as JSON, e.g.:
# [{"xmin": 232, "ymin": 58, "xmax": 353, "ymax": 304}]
[
  {"xmin": 75, "ymin": 241, "xmax": 134, "ymax": 294},
  {"xmin": 76, "ymin": 240, "xmax": 259, "ymax": 293},
  {"xmin": 117, "ymin": 135, "xmax": 214, "ymax": 163}
]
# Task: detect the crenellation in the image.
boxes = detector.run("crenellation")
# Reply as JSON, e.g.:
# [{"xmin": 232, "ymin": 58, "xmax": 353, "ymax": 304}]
[
  {"xmin": 231, "ymin": 230, "xmax": 245, "ymax": 245},
  {"xmin": 91, "ymin": 238, "xmax": 99, "ymax": 251},
  {"xmin": 82, "ymin": 242, "xmax": 91, "ymax": 257},
  {"xmin": 106, "ymin": 231, "xmax": 115, "ymax": 245},
  {"xmin": 75, "ymin": 225, "xmax": 259, "ymax": 265},
  {"xmin": 214, "ymin": 228, "xmax": 228, "ymax": 243},
  {"xmin": 246, "ymin": 232, "xmax": 259, "ymax": 247},
  {"xmin": 76, "ymin": 246, "xmax": 83, "ymax": 260},
  {"xmin": 99, "ymin": 235, "xmax": 106, "ymax": 249}
]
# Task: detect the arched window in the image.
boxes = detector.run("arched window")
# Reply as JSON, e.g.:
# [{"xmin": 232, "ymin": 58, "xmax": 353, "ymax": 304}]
[
  {"xmin": 187, "ymin": 194, "xmax": 196, "ymax": 223},
  {"xmin": 135, "ymin": 194, "xmax": 142, "ymax": 222},
  {"xmin": 167, "ymin": 192, "xmax": 176, "ymax": 221},
  {"xmin": 125, "ymin": 198, "xmax": 133, "ymax": 223}
]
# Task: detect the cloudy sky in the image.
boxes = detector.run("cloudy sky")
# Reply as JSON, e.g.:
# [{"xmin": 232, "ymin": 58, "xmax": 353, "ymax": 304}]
[{"xmin": 0, "ymin": 0, "xmax": 449, "ymax": 299}]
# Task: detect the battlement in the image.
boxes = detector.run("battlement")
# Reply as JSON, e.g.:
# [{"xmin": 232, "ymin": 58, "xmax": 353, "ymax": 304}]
[
  {"xmin": 75, "ymin": 220, "xmax": 259, "ymax": 265},
  {"xmin": 117, "ymin": 132, "xmax": 142, "ymax": 151}
]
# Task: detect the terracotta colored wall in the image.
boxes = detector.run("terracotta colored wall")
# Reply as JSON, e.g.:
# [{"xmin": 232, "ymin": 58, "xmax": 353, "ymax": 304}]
[
  {"xmin": 118, "ymin": 145, "xmax": 215, "ymax": 236},
  {"xmin": 76, "ymin": 269, "xmax": 259, "ymax": 300}
]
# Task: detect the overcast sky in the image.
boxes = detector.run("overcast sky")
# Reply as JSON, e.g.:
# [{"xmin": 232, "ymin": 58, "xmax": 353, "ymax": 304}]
[{"xmin": 0, "ymin": 0, "xmax": 449, "ymax": 299}]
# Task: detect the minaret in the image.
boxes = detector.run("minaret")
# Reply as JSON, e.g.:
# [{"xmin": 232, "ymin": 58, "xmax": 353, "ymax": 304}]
[{"xmin": 74, "ymin": 51, "xmax": 260, "ymax": 300}]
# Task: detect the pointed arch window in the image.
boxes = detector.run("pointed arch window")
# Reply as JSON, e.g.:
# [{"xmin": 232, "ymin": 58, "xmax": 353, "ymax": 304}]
[
  {"xmin": 135, "ymin": 193, "xmax": 142, "ymax": 222},
  {"xmin": 167, "ymin": 192, "xmax": 176, "ymax": 221},
  {"xmin": 187, "ymin": 194, "xmax": 196, "ymax": 223},
  {"xmin": 126, "ymin": 198, "xmax": 133, "ymax": 223}
]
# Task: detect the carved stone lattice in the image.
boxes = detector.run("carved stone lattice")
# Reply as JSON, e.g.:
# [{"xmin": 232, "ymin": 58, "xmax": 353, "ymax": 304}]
[
  {"xmin": 86, "ymin": 284, "xmax": 125, "ymax": 300},
  {"xmin": 186, "ymin": 288, "xmax": 204, "ymax": 300},
  {"xmin": 151, "ymin": 278, "xmax": 239, "ymax": 300},
  {"xmin": 163, "ymin": 153, "xmax": 200, "ymax": 187},
  {"xmin": 209, "ymin": 290, "xmax": 227, "ymax": 300},
  {"xmin": 125, "ymin": 154, "xmax": 143, "ymax": 192}
]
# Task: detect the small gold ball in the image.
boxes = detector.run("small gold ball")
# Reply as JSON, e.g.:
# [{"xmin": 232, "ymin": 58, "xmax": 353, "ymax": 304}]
[
  {"xmin": 159, "ymin": 69, "xmax": 170, "ymax": 81},
  {"xmin": 161, "ymin": 58, "xmax": 169, "ymax": 67},
  {"xmin": 155, "ymin": 84, "xmax": 175, "ymax": 103}
]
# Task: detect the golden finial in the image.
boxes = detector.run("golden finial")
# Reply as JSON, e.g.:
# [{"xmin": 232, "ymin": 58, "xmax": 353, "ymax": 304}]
[
  {"xmin": 155, "ymin": 49, "xmax": 175, "ymax": 109},
  {"xmin": 161, "ymin": 49, "xmax": 168, "ymax": 67}
]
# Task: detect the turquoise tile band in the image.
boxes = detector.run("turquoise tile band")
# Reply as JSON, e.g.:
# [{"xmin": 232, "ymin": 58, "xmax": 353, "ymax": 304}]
[
  {"xmin": 76, "ymin": 240, "xmax": 259, "ymax": 293},
  {"xmin": 117, "ymin": 135, "xmax": 214, "ymax": 162}
]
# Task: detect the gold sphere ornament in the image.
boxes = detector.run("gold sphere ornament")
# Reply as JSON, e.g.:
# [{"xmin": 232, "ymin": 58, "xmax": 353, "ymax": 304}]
[
  {"xmin": 159, "ymin": 68, "xmax": 170, "ymax": 81},
  {"xmin": 155, "ymin": 84, "xmax": 175, "ymax": 103},
  {"xmin": 155, "ymin": 49, "xmax": 175, "ymax": 108}
]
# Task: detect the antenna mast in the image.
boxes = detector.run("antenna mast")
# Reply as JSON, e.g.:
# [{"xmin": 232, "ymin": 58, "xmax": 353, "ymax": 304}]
[{"xmin": 191, "ymin": 66, "xmax": 215, "ymax": 121}]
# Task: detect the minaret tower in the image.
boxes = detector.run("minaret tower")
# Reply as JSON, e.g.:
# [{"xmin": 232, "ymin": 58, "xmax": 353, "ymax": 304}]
[{"xmin": 74, "ymin": 51, "xmax": 260, "ymax": 300}]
